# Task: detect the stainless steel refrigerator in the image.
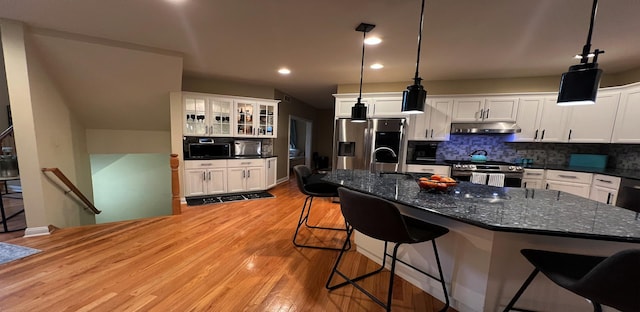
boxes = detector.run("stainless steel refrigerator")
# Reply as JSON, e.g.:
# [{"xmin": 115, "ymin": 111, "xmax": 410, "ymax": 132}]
[{"xmin": 333, "ymin": 118, "xmax": 407, "ymax": 173}]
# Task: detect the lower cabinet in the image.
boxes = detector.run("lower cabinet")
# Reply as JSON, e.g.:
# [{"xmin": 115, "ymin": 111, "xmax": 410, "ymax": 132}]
[
  {"xmin": 589, "ymin": 174, "xmax": 621, "ymax": 205},
  {"xmin": 544, "ymin": 170, "xmax": 593, "ymax": 198},
  {"xmin": 184, "ymin": 160, "xmax": 228, "ymax": 196},
  {"xmin": 227, "ymin": 159, "xmax": 265, "ymax": 193},
  {"xmin": 265, "ymin": 157, "xmax": 277, "ymax": 189},
  {"xmin": 521, "ymin": 169, "xmax": 545, "ymax": 189}
]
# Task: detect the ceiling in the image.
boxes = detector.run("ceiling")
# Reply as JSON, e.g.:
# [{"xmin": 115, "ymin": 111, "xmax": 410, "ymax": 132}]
[{"xmin": 1, "ymin": 0, "xmax": 640, "ymax": 110}]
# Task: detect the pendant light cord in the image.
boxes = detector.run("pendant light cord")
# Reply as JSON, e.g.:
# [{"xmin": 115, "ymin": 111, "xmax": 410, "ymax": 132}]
[
  {"xmin": 358, "ymin": 31, "xmax": 366, "ymax": 102},
  {"xmin": 413, "ymin": 0, "xmax": 426, "ymax": 81},
  {"xmin": 581, "ymin": 0, "xmax": 598, "ymax": 63}
]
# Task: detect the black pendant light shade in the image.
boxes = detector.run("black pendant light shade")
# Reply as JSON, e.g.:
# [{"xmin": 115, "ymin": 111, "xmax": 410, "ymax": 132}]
[
  {"xmin": 402, "ymin": 78, "xmax": 427, "ymax": 114},
  {"xmin": 557, "ymin": 0, "xmax": 604, "ymax": 106},
  {"xmin": 351, "ymin": 23, "xmax": 375, "ymax": 123},
  {"xmin": 402, "ymin": 0, "xmax": 427, "ymax": 114}
]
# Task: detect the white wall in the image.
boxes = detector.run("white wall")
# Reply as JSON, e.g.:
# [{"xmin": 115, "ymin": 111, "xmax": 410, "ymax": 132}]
[{"xmin": 86, "ymin": 129, "xmax": 171, "ymax": 154}]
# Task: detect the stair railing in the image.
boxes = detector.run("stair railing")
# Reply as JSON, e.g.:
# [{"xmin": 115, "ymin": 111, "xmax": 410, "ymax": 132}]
[{"xmin": 41, "ymin": 168, "xmax": 101, "ymax": 214}]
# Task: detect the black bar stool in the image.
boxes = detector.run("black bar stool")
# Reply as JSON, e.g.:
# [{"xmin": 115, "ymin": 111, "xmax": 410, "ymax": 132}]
[
  {"xmin": 503, "ymin": 248, "xmax": 640, "ymax": 312},
  {"xmin": 326, "ymin": 187, "xmax": 450, "ymax": 312},
  {"xmin": 292, "ymin": 165, "xmax": 349, "ymax": 250}
]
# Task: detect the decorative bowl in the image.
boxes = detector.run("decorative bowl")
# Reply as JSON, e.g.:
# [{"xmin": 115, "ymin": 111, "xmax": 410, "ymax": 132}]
[{"xmin": 416, "ymin": 176, "xmax": 458, "ymax": 193}]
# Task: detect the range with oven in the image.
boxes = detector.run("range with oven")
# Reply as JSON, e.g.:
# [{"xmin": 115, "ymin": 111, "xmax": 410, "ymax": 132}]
[{"xmin": 447, "ymin": 160, "xmax": 524, "ymax": 187}]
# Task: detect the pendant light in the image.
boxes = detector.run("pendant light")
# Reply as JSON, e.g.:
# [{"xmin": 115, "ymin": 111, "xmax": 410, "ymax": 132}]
[
  {"xmin": 401, "ymin": 0, "xmax": 427, "ymax": 114},
  {"xmin": 351, "ymin": 23, "xmax": 375, "ymax": 123},
  {"xmin": 557, "ymin": 0, "xmax": 604, "ymax": 106}
]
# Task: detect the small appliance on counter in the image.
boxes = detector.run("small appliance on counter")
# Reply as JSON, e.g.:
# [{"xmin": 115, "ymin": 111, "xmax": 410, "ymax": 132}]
[
  {"xmin": 234, "ymin": 139, "xmax": 262, "ymax": 157},
  {"xmin": 183, "ymin": 136, "xmax": 232, "ymax": 160},
  {"xmin": 568, "ymin": 154, "xmax": 608, "ymax": 169}
]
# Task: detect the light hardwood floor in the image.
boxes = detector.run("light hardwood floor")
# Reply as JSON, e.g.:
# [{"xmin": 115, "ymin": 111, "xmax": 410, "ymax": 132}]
[{"xmin": 0, "ymin": 178, "xmax": 453, "ymax": 312}]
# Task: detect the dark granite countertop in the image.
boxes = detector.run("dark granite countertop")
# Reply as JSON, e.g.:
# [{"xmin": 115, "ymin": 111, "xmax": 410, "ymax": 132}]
[{"xmin": 322, "ymin": 170, "xmax": 640, "ymax": 243}]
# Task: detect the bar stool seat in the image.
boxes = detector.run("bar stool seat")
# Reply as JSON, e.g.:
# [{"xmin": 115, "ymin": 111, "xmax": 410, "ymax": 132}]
[
  {"xmin": 503, "ymin": 248, "xmax": 640, "ymax": 312},
  {"xmin": 326, "ymin": 187, "xmax": 450, "ymax": 312},
  {"xmin": 292, "ymin": 165, "xmax": 349, "ymax": 250}
]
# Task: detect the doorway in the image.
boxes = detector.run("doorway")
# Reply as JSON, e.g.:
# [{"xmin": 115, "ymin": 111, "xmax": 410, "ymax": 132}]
[{"xmin": 288, "ymin": 116, "xmax": 312, "ymax": 178}]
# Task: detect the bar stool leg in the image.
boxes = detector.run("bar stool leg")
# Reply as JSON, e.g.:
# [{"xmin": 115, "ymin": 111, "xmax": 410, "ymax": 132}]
[
  {"xmin": 431, "ymin": 240, "xmax": 450, "ymax": 312},
  {"xmin": 293, "ymin": 195, "xmax": 351, "ymax": 250},
  {"xmin": 503, "ymin": 268, "xmax": 540, "ymax": 312}
]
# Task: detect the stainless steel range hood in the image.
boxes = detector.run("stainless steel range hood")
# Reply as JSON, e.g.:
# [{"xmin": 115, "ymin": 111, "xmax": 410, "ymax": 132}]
[{"xmin": 451, "ymin": 122, "xmax": 521, "ymax": 134}]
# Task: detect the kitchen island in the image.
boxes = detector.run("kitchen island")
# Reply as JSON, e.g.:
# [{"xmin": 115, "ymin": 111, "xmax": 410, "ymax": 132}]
[{"xmin": 323, "ymin": 170, "xmax": 640, "ymax": 312}]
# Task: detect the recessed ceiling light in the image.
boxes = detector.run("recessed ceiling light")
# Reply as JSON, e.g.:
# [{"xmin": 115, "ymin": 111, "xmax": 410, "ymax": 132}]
[
  {"xmin": 370, "ymin": 63, "xmax": 384, "ymax": 69},
  {"xmin": 165, "ymin": 0, "xmax": 187, "ymax": 4},
  {"xmin": 364, "ymin": 37, "xmax": 382, "ymax": 45},
  {"xmin": 278, "ymin": 68, "xmax": 291, "ymax": 75}
]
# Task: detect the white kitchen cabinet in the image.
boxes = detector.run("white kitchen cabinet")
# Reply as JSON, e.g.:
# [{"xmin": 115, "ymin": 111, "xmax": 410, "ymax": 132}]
[
  {"xmin": 227, "ymin": 159, "xmax": 265, "ymax": 192},
  {"xmin": 334, "ymin": 93, "xmax": 405, "ymax": 118},
  {"xmin": 184, "ymin": 160, "xmax": 228, "ymax": 196},
  {"xmin": 405, "ymin": 164, "xmax": 450, "ymax": 176},
  {"xmin": 265, "ymin": 157, "xmax": 277, "ymax": 189},
  {"xmin": 234, "ymin": 99, "xmax": 278, "ymax": 138},
  {"xmin": 611, "ymin": 83, "xmax": 640, "ymax": 143},
  {"xmin": 589, "ymin": 174, "xmax": 621, "ymax": 205},
  {"xmin": 521, "ymin": 168, "xmax": 545, "ymax": 189},
  {"xmin": 564, "ymin": 90, "xmax": 620, "ymax": 143},
  {"xmin": 544, "ymin": 170, "xmax": 593, "ymax": 198},
  {"xmin": 409, "ymin": 98, "xmax": 453, "ymax": 141},
  {"xmin": 513, "ymin": 96, "xmax": 569, "ymax": 142},
  {"xmin": 451, "ymin": 96, "xmax": 518, "ymax": 122}
]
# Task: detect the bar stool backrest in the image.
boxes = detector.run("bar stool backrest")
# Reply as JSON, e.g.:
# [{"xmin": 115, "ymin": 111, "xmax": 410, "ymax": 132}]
[
  {"xmin": 293, "ymin": 165, "xmax": 312, "ymax": 195},
  {"xmin": 338, "ymin": 187, "xmax": 413, "ymax": 243}
]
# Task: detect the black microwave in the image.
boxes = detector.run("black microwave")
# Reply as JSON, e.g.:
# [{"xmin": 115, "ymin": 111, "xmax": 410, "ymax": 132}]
[
  {"xmin": 406, "ymin": 141, "xmax": 438, "ymax": 164},
  {"xmin": 183, "ymin": 137, "xmax": 231, "ymax": 159}
]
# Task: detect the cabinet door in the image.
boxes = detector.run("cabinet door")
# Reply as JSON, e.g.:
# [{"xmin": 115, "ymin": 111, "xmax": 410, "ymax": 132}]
[
  {"xmin": 234, "ymin": 100, "xmax": 256, "ymax": 137},
  {"xmin": 428, "ymin": 98, "xmax": 453, "ymax": 140},
  {"xmin": 513, "ymin": 97, "xmax": 544, "ymax": 142},
  {"xmin": 410, "ymin": 101, "xmax": 430, "ymax": 140},
  {"xmin": 246, "ymin": 167, "xmax": 264, "ymax": 191},
  {"xmin": 265, "ymin": 158, "xmax": 277, "ymax": 189},
  {"xmin": 537, "ymin": 98, "xmax": 569, "ymax": 142},
  {"xmin": 565, "ymin": 91, "xmax": 620, "ymax": 143},
  {"xmin": 483, "ymin": 97, "xmax": 519, "ymax": 121},
  {"xmin": 227, "ymin": 167, "xmax": 246, "ymax": 193},
  {"xmin": 206, "ymin": 168, "xmax": 227, "ymax": 194},
  {"xmin": 405, "ymin": 164, "xmax": 450, "ymax": 176},
  {"xmin": 335, "ymin": 97, "xmax": 371, "ymax": 118},
  {"xmin": 371, "ymin": 96, "xmax": 403, "ymax": 117},
  {"xmin": 184, "ymin": 96, "xmax": 208, "ymax": 136},
  {"xmin": 611, "ymin": 85, "xmax": 640, "ymax": 143},
  {"xmin": 209, "ymin": 98, "xmax": 233, "ymax": 136},
  {"xmin": 452, "ymin": 98, "xmax": 484, "ymax": 122},
  {"xmin": 257, "ymin": 102, "xmax": 278, "ymax": 138},
  {"xmin": 589, "ymin": 186, "xmax": 617, "ymax": 205},
  {"xmin": 545, "ymin": 180, "xmax": 591, "ymax": 198},
  {"xmin": 184, "ymin": 169, "xmax": 207, "ymax": 196}
]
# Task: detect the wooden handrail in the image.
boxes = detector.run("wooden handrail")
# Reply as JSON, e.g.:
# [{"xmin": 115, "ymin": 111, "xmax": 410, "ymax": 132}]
[
  {"xmin": 170, "ymin": 154, "xmax": 180, "ymax": 215},
  {"xmin": 0, "ymin": 125, "xmax": 13, "ymax": 141},
  {"xmin": 41, "ymin": 168, "xmax": 101, "ymax": 214}
]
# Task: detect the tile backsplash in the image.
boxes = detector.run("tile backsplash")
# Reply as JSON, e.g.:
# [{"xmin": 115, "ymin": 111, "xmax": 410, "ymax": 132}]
[{"xmin": 435, "ymin": 134, "xmax": 640, "ymax": 169}]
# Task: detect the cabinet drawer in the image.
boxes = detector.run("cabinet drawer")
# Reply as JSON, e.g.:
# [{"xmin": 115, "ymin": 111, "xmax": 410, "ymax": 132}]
[
  {"xmin": 227, "ymin": 158, "xmax": 264, "ymax": 167},
  {"xmin": 184, "ymin": 159, "xmax": 228, "ymax": 169},
  {"xmin": 545, "ymin": 170, "xmax": 593, "ymax": 184},
  {"xmin": 522, "ymin": 169, "xmax": 545, "ymax": 180},
  {"xmin": 405, "ymin": 164, "xmax": 450, "ymax": 176},
  {"xmin": 591, "ymin": 174, "xmax": 621, "ymax": 189}
]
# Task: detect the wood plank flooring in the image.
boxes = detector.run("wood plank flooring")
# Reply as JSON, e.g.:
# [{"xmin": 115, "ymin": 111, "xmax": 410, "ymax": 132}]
[{"xmin": 0, "ymin": 178, "xmax": 453, "ymax": 312}]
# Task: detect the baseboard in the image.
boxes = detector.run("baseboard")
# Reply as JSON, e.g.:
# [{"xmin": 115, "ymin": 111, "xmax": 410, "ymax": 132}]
[
  {"xmin": 276, "ymin": 177, "xmax": 288, "ymax": 184},
  {"xmin": 23, "ymin": 226, "xmax": 52, "ymax": 237}
]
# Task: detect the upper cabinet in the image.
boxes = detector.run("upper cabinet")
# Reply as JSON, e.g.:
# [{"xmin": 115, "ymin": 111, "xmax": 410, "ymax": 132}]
[
  {"xmin": 334, "ymin": 93, "xmax": 403, "ymax": 118},
  {"xmin": 183, "ymin": 92, "xmax": 278, "ymax": 138},
  {"xmin": 564, "ymin": 90, "xmax": 620, "ymax": 143},
  {"xmin": 409, "ymin": 97, "xmax": 453, "ymax": 141},
  {"xmin": 451, "ymin": 96, "xmax": 519, "ymax": 122},
  {"xmin": 611, "ymin": 84, "xmax": 640, "ymax": 143},
  {"xmin": 513, "ymin": 96, "xmax": 569, "ymax": 142}
]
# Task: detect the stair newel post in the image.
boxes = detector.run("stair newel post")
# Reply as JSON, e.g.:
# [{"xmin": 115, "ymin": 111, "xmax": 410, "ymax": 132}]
[{"xmin": 170, "ymin": 154, "xmax": 181, "ymax": 215}]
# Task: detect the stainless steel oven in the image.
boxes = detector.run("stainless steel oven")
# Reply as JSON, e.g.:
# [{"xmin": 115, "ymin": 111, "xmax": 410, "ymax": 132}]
[{"xmin": 448, "ymin": 161, "xmax": 524, "ymax": 187}]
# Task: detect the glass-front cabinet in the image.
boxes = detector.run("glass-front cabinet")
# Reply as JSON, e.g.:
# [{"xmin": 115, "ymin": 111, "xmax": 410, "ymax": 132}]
[{"xmin": 182, "ymin": 92, "xmax": 278, "ymax": 138}]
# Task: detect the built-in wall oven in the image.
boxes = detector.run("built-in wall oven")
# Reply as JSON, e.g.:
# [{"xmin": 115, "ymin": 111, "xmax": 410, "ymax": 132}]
[
  {"xmin": 616, "ymin": 178, "xmax": 640, "ymax": 213},
  {"xmin": 448, "ymin": 161, "xmax": 524, "ymax": 187}
]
